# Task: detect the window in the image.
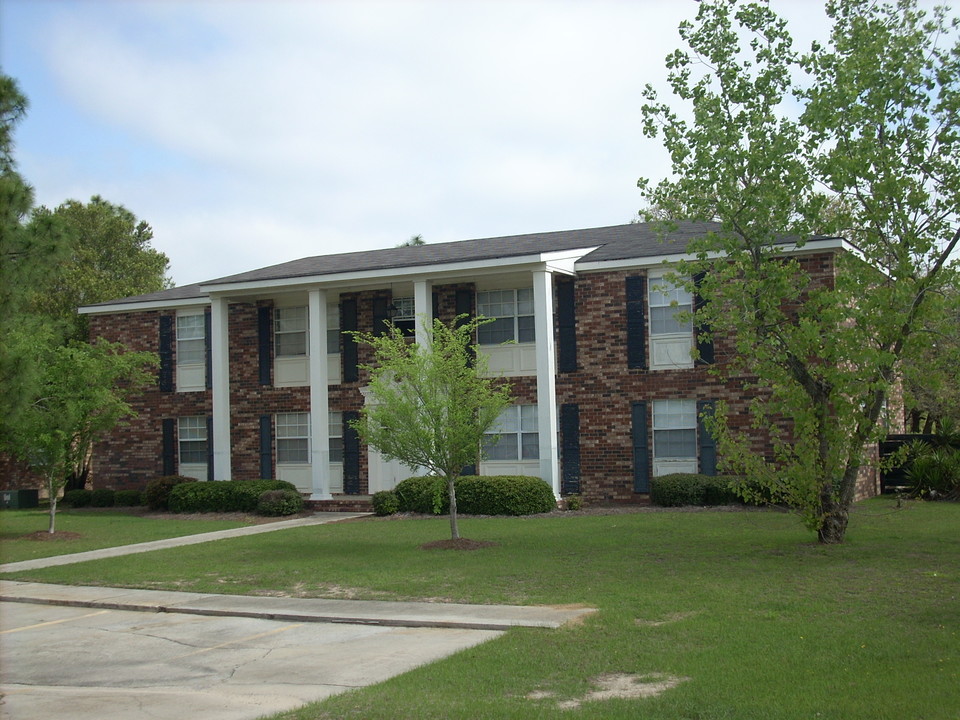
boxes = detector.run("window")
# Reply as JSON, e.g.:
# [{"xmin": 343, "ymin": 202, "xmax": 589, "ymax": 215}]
[
  {"xmin": 276, "ymin": 412, "xmax": 310, "ymax": 464},
  {"xmin": 649, "ymin": 277, "xmax": 693, "ymax": 336},
  {"xmin": 275, "ymin": 307, "xmax": 307, "ymax": 357},
  {"xmin": 327, "ymin": 303, "xmax": 340, "ymax": 353},
  {"xmin": 477, "ymin": 288, "xmax": 535, "ymax": 345},
  {"xmin": 652, "ymin": 400, "xmax": 697, "ymax": 460},
  {"xmin": 329, "ymin": 411, "xmax": 343, "ymax": 463},
  {"xmin": 391, "ymin": 296, "xmax": 416, "ymax": 335},
  {"xmin": 178, "ymin": 417, "xmax": 208, "ymax": 464},
  {"xmin": 483, "ymin": 405, "xmax": 539, "ymax": 460},
  {"xmin": 176, "ymin": 313, "xmax": 205, "ymax": 365},
  {"xmin": 648, "ymin": 275, "xmax": 694, "ymax": 369}
]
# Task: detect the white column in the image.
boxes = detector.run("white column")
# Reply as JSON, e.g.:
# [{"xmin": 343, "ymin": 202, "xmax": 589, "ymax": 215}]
[
  {"xmin": 414, "ymin": 279, "xmax": 433, "ymax": 346},
  {"xmin": 309, "ymin": 289, "xmax": 332, "ymax": 500},
  {"xmin": 210, "ymin": 295, "xmax": 232, "ymax": 481},
  {"xmin": 533, "ymin": 270, "xmax": 560, "ymax": 497}
]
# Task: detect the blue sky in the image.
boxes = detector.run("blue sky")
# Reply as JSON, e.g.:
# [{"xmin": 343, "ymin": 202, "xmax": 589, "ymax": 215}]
[{"xmin": 0, "ymin": 0, "xmax": 904, "ymax": 286}]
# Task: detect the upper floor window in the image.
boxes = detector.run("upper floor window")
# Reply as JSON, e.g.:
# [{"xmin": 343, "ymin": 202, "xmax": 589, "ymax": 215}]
[
  {"xmin": 176, "ymin": 313, "xmax": 205, "ymax": 365},
  {"xmin": 482, "ymin": 404, "xmax": 539, "ymax": 460},
  {"xmin": 327, "ymin": 303, "xmax": 340, "ymax": 353},
  {"xmin": 276, "ymin": 412, "xmax": 310, "ymax": 464},
  {"xmin": 648, "ymin": 275, "xmax": 694, "ymax": 369},
  {"xmin": 275, "ymin": 307, "xmax": 307, "ymax": 357},
  {"xmin": 391, "ymin": 296, "xmax": 416, "ymax": 336},
  {"xmin": 477, "ymin": 288, "xmax": 535, "ymax": 345}
]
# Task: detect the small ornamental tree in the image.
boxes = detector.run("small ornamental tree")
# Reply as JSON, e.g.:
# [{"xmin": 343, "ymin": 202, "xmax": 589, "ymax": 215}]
[
  {"xmin": 351, "ymin": 317, "xmax": 513, "ymax": 540},
  {"xmin": 640, "ymin": 0, "xmax": 960, "ymax": 543},
  {"xmin": 13, "ymin": 340, "xmax": 156, "ymax": 533}
]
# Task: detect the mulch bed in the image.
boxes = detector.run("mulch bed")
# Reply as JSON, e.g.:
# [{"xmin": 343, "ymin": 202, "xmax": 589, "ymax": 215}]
[
  {"xmin": 419, "ymin": 538, "xmax": 499, "ymax": 551},
  {"xmin": 20, "ymin": 531, "xmax": 83, "ymax": 541}
]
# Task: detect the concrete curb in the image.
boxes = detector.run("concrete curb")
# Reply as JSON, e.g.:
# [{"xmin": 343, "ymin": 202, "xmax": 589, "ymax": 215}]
[{"xmin": 0, "ymin": 581, "xmax": 596, "ymax": 631}]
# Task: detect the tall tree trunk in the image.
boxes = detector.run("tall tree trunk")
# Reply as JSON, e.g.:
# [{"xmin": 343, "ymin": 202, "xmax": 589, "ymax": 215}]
[
  {"xmin": 447, "ymin": 477, "xmax": 460, "ymax": 540},
  {"xmin": 47, "ymin": 477, "xmax": 58, "ymax": 534},
  {"xmin": 817, "ymin": 483, "xmax": 849, "ymax": 544}
]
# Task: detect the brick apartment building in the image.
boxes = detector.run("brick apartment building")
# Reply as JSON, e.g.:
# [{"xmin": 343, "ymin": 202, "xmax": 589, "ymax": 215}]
[{"xmin": 78, "ymin": 221, "xmax": 877, "ymax": 505}]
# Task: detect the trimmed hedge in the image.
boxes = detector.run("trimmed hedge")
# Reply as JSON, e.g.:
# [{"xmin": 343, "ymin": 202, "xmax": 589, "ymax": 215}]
[
  {"xmin": 145, "ymin": 476, "xmax": 197, "ymax": 511},
  {"xmin": 168, "ymin": 479, "xmax": 299, "ymax": 513},
  {"xmin": 90, "ymin": 488, "xmax": 116, "ymax": 508},
  {"xmin": 62, "ymin": 489, "xmax": 92, "ymax": 507},
  {"xmin": 371, "ymin": 490, "xmax": 400, "ymax": 516},
  {"xmin": 394, "ymin": 475, "xmax": 555, "ymax": 516},
  {"xmin": 114, "ymin": 489, "xmax": 143, "ymax": 507},
  {"xmin": 650, "ymin": 473, "xmax": 740, "ymax": 507},
  {"xmin": 256, "ymin": 489, "xmax": 304, "ymax": 516}
]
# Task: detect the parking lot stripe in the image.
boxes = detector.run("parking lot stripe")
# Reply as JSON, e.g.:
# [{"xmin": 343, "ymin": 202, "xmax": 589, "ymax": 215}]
[
  {"xmin": 171, "ymin": 622, "xmax": 303, "ymax": 659},
  {"xmin": 0, "ymin": 609, "xmax": 111, "ymax": 635}
]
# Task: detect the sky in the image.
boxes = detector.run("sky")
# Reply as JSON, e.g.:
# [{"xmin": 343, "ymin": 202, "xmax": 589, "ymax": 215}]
[{"xmin": 0, "ymin": 0, "xmax": 917, "ymax": 287}]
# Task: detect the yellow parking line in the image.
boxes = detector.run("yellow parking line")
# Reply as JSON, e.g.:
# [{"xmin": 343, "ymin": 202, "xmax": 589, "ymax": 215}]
[
  {"xmin": 1, "ymin": 609, "xmax": 111, "ymax": 634},
  {"xmin": 172, "ymin": 623, "xmax": 303, "ymax": 659}
]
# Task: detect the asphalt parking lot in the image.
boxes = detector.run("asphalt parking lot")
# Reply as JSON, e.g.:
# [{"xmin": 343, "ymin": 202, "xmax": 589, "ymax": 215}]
[{"xmin": 0, "ymin": 600, "xmax": 502, "ymax": 720}]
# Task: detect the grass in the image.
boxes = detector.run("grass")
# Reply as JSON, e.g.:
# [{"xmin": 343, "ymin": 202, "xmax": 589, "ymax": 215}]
[
  {"xmin": 1, "ymin": 497, "xmax": 958, "ymax": 718},
  {"xmin": 0, "ymin": 508, "xmax": 253, "ymax": 564}
]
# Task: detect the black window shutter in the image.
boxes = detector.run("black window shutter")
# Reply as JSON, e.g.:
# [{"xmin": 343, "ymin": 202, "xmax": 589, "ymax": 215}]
[
  {"xmin": 258, "ymin": 305, "xmax": 272, "ymax": 386},
  {"xmin": 697, "ymin": 399, "xmax": 717, "ymax": 476},
  {"xmin": 693, "ymin": 272, "xmax": 715, "ymax": 365},
  {"xmin": 632, "ymin": 401, "xmax": 650, "ymax": 492},
  {"xmin": 259, "ymin": 415, "xmax": 273, "ymax": 479},
  {"xmin": 204, "ymin": 308, "xmax": 212, "ymax": 390},
  {"xmin": 455, "ymin": 288, "xmax": 473, "ymax": 325},
  {"xmin": 372, "ymin": 296, "xmax": 390, "ymax": 336},
  {"xmin": 158, "ymin": 315, "xmax": 174, "ymax": 392},
  {"xmin": 626, "ymin": 276, "xmax": 647, "ymax": 370},
  {"xmin": 162, "ymin": 419, "xmax": 176, "ymax": 476},
  {"xmin": 341, "ymin": 299, "xmax": 359, "ymax": 383},
  {"xmin": 557, "ymin": 279, "xmax": 577, "ymax": 373},
  {"xmin": 560, "ymin": 403, "xmax": 581, "ymax": 494},
  {"xmin": 342, "ymin": 410, "xmax": 361, "ymax": 493},
  {"xmin": 206, "ymin": 416, "xmax": 214, "ymax": 481}
]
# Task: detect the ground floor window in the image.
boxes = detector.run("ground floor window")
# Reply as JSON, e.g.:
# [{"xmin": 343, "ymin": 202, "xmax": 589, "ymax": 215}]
[
  {"xmin": 652, "ymin": 399, "xmax": 697, "ymax": 461},
  {"xmin": 276, "ymin": 412, "xmax": 310, "ymax": 463},
  {"xmin": 178, "ymin": 417, "xmax": 208, "ymax": 464},
  {"xmin": 483, "ymin": 404, "xmax": 539, "ymax": 460},
  {"xmin": 329, "ymin": 411, "xmax": 344, "ymax": 462}
]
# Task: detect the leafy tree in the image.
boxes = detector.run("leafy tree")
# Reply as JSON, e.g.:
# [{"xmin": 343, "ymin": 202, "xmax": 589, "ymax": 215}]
[
  {"xmin": 11, "ymin": 339, "xmax": 156, "ymax": 532},
  {"xmin": 0, "ymin": 75, "xmax": 70, "ymax": 445},
  {"xmin": 640, "ymin": 0, "xmax": 960, "ymax": 543},
  {"xmin": 397, "ymin": 234, "xmax": 426, "ymax": 247},
  {"xmin": 30, "ymin": 196, "xmax": 172, "ymax": 341},
  {"xmin": 351, "ymin": 317, "xmax": 513, "ymax": 540}
]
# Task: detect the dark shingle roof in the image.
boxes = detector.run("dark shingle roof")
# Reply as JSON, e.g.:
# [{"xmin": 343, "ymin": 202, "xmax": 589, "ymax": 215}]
[{"xmin": 82, "ymin": 221, "xmax": 732, "ymax": 309}]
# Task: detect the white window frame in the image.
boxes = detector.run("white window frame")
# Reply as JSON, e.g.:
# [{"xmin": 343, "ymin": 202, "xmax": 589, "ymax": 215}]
[
  {"xmin": 477, "ymin": 288, "xmax": 535, "ymax": 345},
  {"xmin": 178, "ymin": 416, "xmax": 208, "ymax": 466},
  {"xmin": 327, "ymin": 303, "xmax": 340, "ymax": 354},
  {"xmin": 652, "ymin": 399, "xmax": 698, "ymax": 475},
  {"xmin": 276, "ymin": 412, "xmax": 310, "ymax": 465},
  {"xmin": 648, "ymin": 274, "xmax": 694, "ymax": 370},
  {"xmin": 329, "ymin": 411, "xmax": 344, "ymax": 463},
  {"xmin": 483, "ymin": 404, "xmax": 539, "ymax": 461},
  {"xmin": 175, "ymin": 312, "xmax": 206, "ymax": 392},
  {"xmin": 275, "ymin": 306, "xmax": 308, "ymax": 358}
]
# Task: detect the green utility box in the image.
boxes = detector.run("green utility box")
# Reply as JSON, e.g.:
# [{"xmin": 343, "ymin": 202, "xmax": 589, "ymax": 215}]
[{"xmin": 1, "ymin": 489, "xmax": 40, "ymax": 509}]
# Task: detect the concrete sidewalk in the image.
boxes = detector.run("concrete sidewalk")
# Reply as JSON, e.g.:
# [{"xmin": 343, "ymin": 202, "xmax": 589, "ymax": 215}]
[
  {"xmin": 0, "ymin": 580, "xmax": 593, "ymax": 630},
  {"xmin": 0, "ymin": 512, "xmax": 366, "ymax": 573}
]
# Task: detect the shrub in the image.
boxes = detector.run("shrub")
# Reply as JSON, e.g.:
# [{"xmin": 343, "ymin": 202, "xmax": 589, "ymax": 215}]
[
  {"xmin": 371, "ymin": 490, "xmax": 399, "ymax": 516},
  {"xmin": 651, "ymin": 474, "xmax": 740, "ymax": 507},
  {"xmin": 907, "ymin": 445, "xmax": 960, "ymax": 500},
  {"xmin": 114, "ymin": 489, "xmax": 143, "ymax": 507},
  {"xmin": 565, "ymin": 494, "xmax": 583, "ymax": 511},
  {"xmin": 394, "ymin": 475, "xmax": 447, "ymax": 514},
  {"xmin": 62, "ymin": 489, "xmax": 92, "ymax": 508},
  {"xmin": 90, "ymin": 488, "xmax": 116, "ymax": 507},
  {"xmin": 145, "ymin": 476, "xmax": 196, "ymax": 511},
  {"xmin": 456, "ymin": 475, "xmax": 556, "ymax": 515},
  {"xmin": 168, "ymin": 479, "xmax": 299, "ymax": 513},
  {"xmin": 256, "ymin": 489, "xmax": 304, "ymax": 516}
]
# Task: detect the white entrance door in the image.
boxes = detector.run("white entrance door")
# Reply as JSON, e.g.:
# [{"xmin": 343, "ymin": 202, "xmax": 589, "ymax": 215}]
[{"xmin": 367, "ymin": 449, "xmax": 418, "ymax": 494}]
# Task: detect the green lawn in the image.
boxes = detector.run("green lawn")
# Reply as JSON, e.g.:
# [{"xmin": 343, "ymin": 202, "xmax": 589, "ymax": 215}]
[
  {"xmin": 0, "ymin": 508, "xmax": 252, "ymax": 564},
  {"xmin": 1, "ymin": 498, "xmax": 957, "ymax": 719}
]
